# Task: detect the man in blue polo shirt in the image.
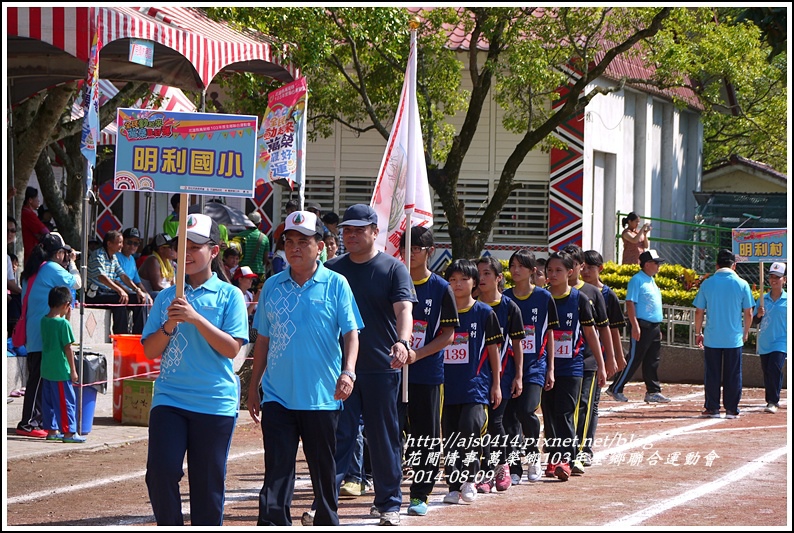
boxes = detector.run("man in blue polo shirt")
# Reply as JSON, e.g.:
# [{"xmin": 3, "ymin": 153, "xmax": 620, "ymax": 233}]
[
  {"xmin": 607, "ymin": 249, "xmax": 669, "ymax": 403},
  {"xmin": 693, "ymin": 249, "xmax": 754, "ymax": 419},
  {"xmin": 248, "ymin": 210, "xmax": 363, "ymax": 526}
]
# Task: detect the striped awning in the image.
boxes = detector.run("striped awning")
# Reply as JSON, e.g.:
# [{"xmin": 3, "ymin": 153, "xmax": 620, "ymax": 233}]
[
  {"xmin": 7, "ymin": 6, "xmax": 298, "ymax": 103},
  {"xmin": 70, "ymin": 80, "xmax": 198, "ymax": 145}
]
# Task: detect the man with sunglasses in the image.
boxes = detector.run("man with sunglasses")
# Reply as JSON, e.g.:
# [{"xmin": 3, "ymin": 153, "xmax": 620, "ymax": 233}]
[{"xmin": 116, "ymin": 228, "xmax": 152, "ymax": 306}]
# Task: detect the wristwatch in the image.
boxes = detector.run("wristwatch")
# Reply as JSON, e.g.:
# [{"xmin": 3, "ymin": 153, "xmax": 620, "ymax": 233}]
[{"xmin": 396, "ymin": 339, "xmax": 411, "ymax": 352}]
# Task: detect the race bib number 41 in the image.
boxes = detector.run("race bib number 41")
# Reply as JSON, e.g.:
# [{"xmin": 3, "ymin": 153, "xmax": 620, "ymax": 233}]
[
  {"xmin": 553, "ymin": 330, "xmax": 573, "ymax": 359},
  {"xmin": 444, "ymin": 332, "xmax": 470, "ymax": 364}
]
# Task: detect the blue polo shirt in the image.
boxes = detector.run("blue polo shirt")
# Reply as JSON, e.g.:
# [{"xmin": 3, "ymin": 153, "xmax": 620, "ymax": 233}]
[
  {"xmin": 142, "ymin": 273, "xmax": 249, "ymax": 417},
  {"xmin": 115, "ymin": 252, "xmax": 141, "ymax": 291},
  {"xmin": 255, "ymin": 262, "xmax": 363, "ymax": 410},
  {"xmin": 756, "ymin": 290, "xmax": 787, "ymax": 354},
  {"xmin": 626, "ymin": 270, "xmax": 663, "ymax": 323},
  {"xmin": 693, "ymin": 268, "xmax": 754, "ymax": 349}
]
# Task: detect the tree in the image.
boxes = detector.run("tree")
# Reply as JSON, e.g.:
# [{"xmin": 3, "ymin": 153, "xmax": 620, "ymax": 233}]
[
  {"xmin": 203, "ymin": 9, "xmax": 788, "ymax": 257},
  {"xmin": 10, "ymin": 82, "xmax": 155, "ymax": 250}
]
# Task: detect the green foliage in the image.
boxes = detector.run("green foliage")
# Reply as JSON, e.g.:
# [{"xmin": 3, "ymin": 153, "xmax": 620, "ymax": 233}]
[
  {"xmin": 600, "ymin": 261, "xmax": 705, "ymax": 307},
  {"xmin": 203, "ymin": 7, "xmax": 785, "ymax": 258}
]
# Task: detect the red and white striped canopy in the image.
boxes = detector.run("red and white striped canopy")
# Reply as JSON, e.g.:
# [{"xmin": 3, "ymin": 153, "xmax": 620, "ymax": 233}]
[
  {"xmin": 70, "ymin": 80, "xmax": 197, "ymax": 145},
  {"xmin": 8, "ymin": 6, "xmax": 298, "ymax": 102}
]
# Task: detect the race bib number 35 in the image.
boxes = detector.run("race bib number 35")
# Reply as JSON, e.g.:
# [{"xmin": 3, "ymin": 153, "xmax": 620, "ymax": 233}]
[
  {"xmin": 444, "ymin": 332, "xmax": 470, "ymax": 364},
  {"xmin": 521, "ymin": 325, "xmax": 536, "ymax": 355},
  {"xmin": 553, "ymin": 330, "xmax": 573, "ymax": 359}
]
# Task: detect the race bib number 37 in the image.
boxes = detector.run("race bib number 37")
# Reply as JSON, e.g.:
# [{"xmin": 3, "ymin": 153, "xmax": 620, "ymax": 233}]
[{"xmin": 444, "ymin": 332, "xmax": 470, "ymax": 364}]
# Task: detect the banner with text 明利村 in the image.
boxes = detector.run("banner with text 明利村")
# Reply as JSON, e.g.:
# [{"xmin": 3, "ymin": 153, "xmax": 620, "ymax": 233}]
[{"xmin": 732, "ymin": 228, "xmax": 787, "ymax": 263}]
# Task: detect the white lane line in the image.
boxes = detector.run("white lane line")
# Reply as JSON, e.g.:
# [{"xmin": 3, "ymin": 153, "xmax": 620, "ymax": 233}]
[
  {"xmin": 7, "ymin": 448, "xmax": 265, "ymax": 505},
  {"xmin": 593, "ymin": 417, "xmax": 724, "ymax": 460},
  {"xmin": 604, "ymin": 446, "xmax": 789, "ymax": 526}
]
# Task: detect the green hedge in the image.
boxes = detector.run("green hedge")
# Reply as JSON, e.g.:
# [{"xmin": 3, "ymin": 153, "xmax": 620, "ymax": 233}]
[{"xmin": 500, "ymin": 259, "xmax": 760, "ymax": 307}]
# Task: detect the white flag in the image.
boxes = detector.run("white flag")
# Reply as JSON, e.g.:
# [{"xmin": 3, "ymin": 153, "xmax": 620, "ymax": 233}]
[{"xmin": 370, "ymin": 31, "xmax": 433, "ymax": 257}]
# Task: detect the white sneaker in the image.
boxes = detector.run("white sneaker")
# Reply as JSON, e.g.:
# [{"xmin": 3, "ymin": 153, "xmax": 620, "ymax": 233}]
[
  {"xmin": 510, "ymin": 473, "xmax": 522, "ymax": 485},
  {"xmin": 379, "ymin": 511, "xmax": 400, "ymax": 526},
  {"xmin": 765, "ymin": 403, "xmax": 779, "ymax": 413},
  {"xmin": 527, "ymin": 461, "xmax": 543, "ymax": 482},
  {"xmin": 460, "ymin": 482, "xmax": 478, "ymax": 503},
  {"xmin": 443, "ymin": 491, "xmax": 461, "ymax": 504}
]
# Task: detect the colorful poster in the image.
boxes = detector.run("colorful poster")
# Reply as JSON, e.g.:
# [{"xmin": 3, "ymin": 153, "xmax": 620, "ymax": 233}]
[
  {"xmin": 732, "ymin": 228, "xmax": 787, "ymax": 263},
  {"xmin": 256, "ymin": 77, "xmax": 308, "ymax": 190},
  {"xmin": 114, "ymin": 109, "xmax": 258, "ymax": 197},
  {"xmin": 129, "ymin": 39, "xmax": 154, "ymax": 67}
]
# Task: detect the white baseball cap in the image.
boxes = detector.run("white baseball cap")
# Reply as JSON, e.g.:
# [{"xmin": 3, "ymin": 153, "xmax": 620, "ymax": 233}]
[
  {"xmin": 284, "ymin": 211, "xmax": 323, "ymax": 237},
  {"xmin": 769, "ymin": 262, "xmax": 786, "ymax": 277}
]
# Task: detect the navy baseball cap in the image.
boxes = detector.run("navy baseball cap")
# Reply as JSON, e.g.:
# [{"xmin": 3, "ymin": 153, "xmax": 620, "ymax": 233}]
[{"xmin": 338, "ymin": 204, "xmax": 378, "ymax": 227}]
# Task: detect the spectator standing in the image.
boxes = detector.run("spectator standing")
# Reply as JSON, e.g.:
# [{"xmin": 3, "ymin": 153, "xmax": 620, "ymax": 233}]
[
  {"xmin": 271, "ymin": 199, "xmax": 300, "ymax": 253},
  {"xmin": 324, "ymin": 231, "xmax": 340, "ymax": 260},
  {"xmin": 621, "ymin": 212, "xmax": 651, "ymax": 265},
  {"xmin": 693, "ymin": 249, "xmax": 754, "ymax": 419},
  {"xmin": 21, "ymin": 186, "xmax": 50, "ymax": 262},
  {"xmin": 138, "ymin": 234, "xmax": 176, "ymax": 299},
  {"xmin": 7, "ymin": 217, "xmax": 23, "ymax": 335},
  {"xmin": 754, "ymin": 262, "xmax": 787, "ymax": 414},
  {"xmin": 40, "ymin": 286, "xmax": 84, "ymax": 443},
  {"xmin": 398, "ymin": 227, "xmax": 458, "ymax": 516},
  {"xmin": 323, "ymin": 211, "xmax": 345, "ymax": 256},
  {"xmin": 141, "ymin": 213, "xmax": 249, "ymax": 526},
  {"xmin": 248, "ymin": 210, "xmax": 362, "ymax": 526},
  {"xmin": 237, "ymin": 212, "xmax": 270, "ymax": 277},
  {"xmin": 221, "ymin": 245, "xmax": 242, "ymax": 282},
  {"xmin": 85, "ymin": 230, "xmax": 148, "ymax": 335},
  {"xmin": 15, "ymin": 233, "xmax": 81, "ymax": 438},
  {"xmin": 163, "ymin": 193, "xmax": 180, "ymax": 238},
  {"xmin": 307, "ymin": 204, "xmax": 415, "ymax": 526},
  {"xmin": 534, "ymin": 258, "xmax": 547, "ymax": 288}
]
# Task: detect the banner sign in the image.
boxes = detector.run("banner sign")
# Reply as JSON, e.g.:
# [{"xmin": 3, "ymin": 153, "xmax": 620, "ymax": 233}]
[
  {"xmin": 732, "ymin": 228, "xmax": 787, "ymax": 263},
  {"xmin": 256, "ymin": 77, "xmax": 308, "ymax": 190},
  {"xmin": 129, "ymin": 39, "xmax": 154, "ymax": 68},
  {"xmin": 114, "ymin": 109, "xmax": 258, "ymax": 197}
]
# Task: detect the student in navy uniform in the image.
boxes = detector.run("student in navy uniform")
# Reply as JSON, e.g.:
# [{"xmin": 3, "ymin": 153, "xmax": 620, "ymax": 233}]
[
  {"xmin": 578, "ymin": 249, "xmax": 626, "ymax": 466},
  {"xmin": 560, "ymin": 244, "xmax": 613, "ymax": 475},
  {"xmin": 441, "ymin": 259, "xmax": 502, "ymax": 504},
  {"xmin": 503, "ymin": 249, "xmax": 558, "ymax": 483},
  {"xmin": 309, "ymin": 204, "xmax": 415, "ymax": 527},
  {"xmin": 475, "ymin": 256, "xmax": 524, "ymax": 494},
  {"xmin": 398, "ymin": 226, "xmax": 459, "ymax": 517},
  {"xmin": 540, "ymin": 251, "xmax": 601, "ymax": 481}
]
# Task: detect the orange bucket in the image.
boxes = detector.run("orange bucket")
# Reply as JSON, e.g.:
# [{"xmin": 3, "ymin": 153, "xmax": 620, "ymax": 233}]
[{"xmin": 110, "ymin": 334, "xmax": 160, "ymax": 422}]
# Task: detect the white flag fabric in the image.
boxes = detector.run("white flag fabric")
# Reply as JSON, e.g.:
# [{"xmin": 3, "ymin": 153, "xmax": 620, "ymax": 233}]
[{"xmin": 370, "ymin": 31, "xmax": 433, "ymax": 257}]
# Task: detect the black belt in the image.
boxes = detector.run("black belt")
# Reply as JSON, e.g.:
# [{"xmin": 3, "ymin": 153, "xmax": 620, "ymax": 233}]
[{"xmin": 637, "ymin": 319, "xmax": 661, "ymax": 327}]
